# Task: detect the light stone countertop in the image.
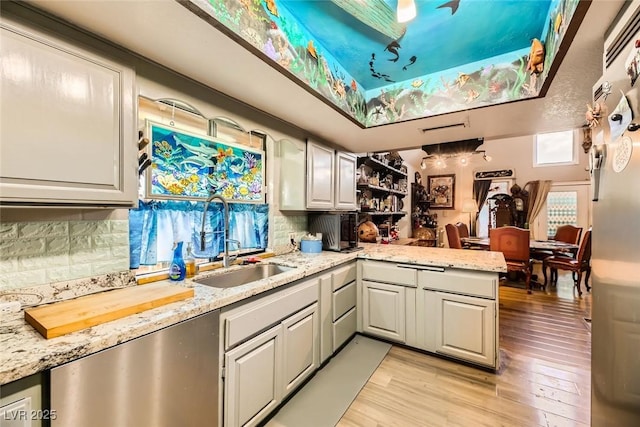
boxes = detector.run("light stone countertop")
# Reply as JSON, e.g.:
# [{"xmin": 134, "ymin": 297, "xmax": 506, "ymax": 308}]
[{"xmin": 0, "ymin": 244, "xmax": 505, "ymax": 385}]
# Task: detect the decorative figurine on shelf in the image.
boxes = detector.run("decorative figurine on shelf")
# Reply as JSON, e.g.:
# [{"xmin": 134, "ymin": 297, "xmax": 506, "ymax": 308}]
[
  {"xmin": 369, "ymin": 172, "xmax": 380, "ymax": 186},
  {"xmin": 414, "ymin": 171, "xmax": 422, "ymax": 185},
  {"xmin": 357, "ymin": 165, "xmax": 368, "ymax": 184},
  {"xmin": 389, "ymin": 224, "xmax": 399, "ymax": 241}
]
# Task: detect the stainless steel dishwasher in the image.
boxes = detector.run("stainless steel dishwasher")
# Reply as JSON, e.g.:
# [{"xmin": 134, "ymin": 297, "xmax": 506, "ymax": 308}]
[{"xmin": 50, "ymin": 310, "xmax": 219, "ymax": 427}]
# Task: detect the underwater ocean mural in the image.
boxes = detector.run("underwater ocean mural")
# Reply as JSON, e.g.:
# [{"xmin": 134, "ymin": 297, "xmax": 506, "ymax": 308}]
[
  {"xmin": 185, "ymin": 0, "xmax": 585, "ymax": 127},
  {"xmin": 146, "ymin": 121, "xmax": 264, "ymax": 202}
]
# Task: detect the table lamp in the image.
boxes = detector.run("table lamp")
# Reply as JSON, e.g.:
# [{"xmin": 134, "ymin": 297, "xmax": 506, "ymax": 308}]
[{"xmin": 461, "ymin": 199, "xmax": 479, "ymax": 236}]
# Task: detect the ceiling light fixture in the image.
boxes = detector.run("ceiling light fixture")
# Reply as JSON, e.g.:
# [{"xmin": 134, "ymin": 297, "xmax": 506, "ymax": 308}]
[
  {"xmin": 421, "ymin": 150, "xmax": 491, "ymax": 170},
  {"xmin": 397, "ymin": 0, "xmax": 416, "ymax": 23}
]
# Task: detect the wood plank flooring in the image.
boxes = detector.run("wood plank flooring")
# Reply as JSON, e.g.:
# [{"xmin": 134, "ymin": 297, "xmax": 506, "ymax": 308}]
[{"xmin": 338, "ymin": 273, "xmax": 592, "ymax": 427}]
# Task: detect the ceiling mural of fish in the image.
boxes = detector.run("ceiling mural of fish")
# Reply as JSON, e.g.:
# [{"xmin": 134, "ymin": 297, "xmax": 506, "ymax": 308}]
[{"xmin": 185, "ymin": 0, "xmax": 583, "ymax": 127}]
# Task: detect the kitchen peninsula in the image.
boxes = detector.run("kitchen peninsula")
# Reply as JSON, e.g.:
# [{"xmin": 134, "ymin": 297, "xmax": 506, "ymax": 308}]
[{"xmin": 1, "ymin": 243, "xmax": 505, "ymax": 426}]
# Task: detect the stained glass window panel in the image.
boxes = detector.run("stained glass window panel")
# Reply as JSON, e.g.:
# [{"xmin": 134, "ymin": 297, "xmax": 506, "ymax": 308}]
[{"xmin": 547, "ymin": 191, "xmax": 578, "ymax": 237}]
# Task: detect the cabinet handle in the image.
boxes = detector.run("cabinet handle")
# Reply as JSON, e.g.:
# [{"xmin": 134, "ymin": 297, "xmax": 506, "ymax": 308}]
[
  {"xmin": 395, "ymin": 264, "xmax": 417, "ymax": 269},
  {"xmin": 413, "ymin": 265, "xmax": 446, "ymax": 272}
]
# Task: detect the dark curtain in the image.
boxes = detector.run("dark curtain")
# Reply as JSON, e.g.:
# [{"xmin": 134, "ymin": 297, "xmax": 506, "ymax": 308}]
[{"xmin": 472, "ymin": 180, "xmax": 492, "ymax": 236}]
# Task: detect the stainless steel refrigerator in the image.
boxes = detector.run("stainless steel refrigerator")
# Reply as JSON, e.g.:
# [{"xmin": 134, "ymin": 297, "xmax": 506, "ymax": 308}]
[{"xmin": 591, "ymin": 2, "xmax": 640, "ymax": 424}]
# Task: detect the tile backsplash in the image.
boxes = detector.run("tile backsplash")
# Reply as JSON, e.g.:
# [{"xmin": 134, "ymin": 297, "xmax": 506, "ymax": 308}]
[
  {"xmin": 271, "ymin": 214, "xmax": 308, "ymax": 252},
  {"xmin": 0, "ymin": 220, "xmax": 129, "ymax": 291}
]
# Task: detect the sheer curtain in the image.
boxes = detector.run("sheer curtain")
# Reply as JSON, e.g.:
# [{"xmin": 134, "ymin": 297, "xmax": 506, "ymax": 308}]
[
  {"xmin": 129, "ymin": 200, "xmax": 268, "ymax": 268},
  {"xmin": 524, "ymin": 180, "xmax": 552, "ymax": 239}
]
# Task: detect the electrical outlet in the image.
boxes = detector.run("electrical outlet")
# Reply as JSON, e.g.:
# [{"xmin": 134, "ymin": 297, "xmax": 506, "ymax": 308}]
[{"xmin": 288, "ymin": 232, "xmax": 296, "ymax": 243}]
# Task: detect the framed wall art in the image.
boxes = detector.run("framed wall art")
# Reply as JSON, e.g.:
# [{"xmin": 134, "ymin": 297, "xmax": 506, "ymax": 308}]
[
  {"xmin": 145, "ymin": 120, "xmax": 264, "ymax": 202},
  {"xmin": 427, "ymin": 174, "xmax": 456, "ymax": 209}
]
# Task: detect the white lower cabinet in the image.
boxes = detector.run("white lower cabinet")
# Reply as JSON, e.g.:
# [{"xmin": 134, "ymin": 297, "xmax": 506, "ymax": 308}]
[
  {"xmin": 434, "ymin": 292, "xmax": 496, "ymax": 367},
  {"xmin": 224, "ymin": 325, "xmax": 282, "ymax": 427},
  {"xmin": 362, "ymin": 281, "xmax": 406, "ymax": 343},
  {"xmin": 223, "ymin": 303, "xmax": 319, "ymax": 427},
  {"xmin": 359, "ymin": 260, "xmax": 499, "ymax": 369},
  {"xmin": 221, "ymin": 277, "xmax": 322, "ymax": 427},
  {"xmin": 282, "ymin": 304, "xmax": 319, "ymax": 396}
]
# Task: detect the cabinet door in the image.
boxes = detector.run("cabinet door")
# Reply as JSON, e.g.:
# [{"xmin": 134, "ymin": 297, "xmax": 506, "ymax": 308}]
[
  {"xmin": 224, "ymin": 325, "xmax": 282, "ymax": 427},
  {"xmin": 335, "ymin": 152, "xmax": 357, "ymax": 210},
  {"xmin": 306, "ymin": 140, "xmax": 335, "ymax": 209},
  {"xmin": 362, "ymin": 280, "xmax": 406, "ymax": 343},
  {"xmin": 434, "ymin": 292, "xmax": 496, "ymax": 367},
  {"xmin": 279, "ymin": 139, "xmax": 306, "ymax": 210},
  {"xmin": 282, "ymin": 303, "xmax": 319, "ymax": 397},
  {"xmin": 0, "ymin": 17, "xmax": 136, "ymax": 206}
]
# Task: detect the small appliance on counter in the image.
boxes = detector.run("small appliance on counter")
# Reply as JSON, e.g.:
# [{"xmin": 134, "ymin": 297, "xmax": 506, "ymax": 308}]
[
  {"xmin": 309, "ymin": 212, "xmax": 360, "ymax": 252},
  {"xmin": 299, "ymin": 233, "xmax": 323, "ymax": 256}
]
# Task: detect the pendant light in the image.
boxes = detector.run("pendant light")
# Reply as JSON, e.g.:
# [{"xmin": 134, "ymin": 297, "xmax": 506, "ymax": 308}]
[{"xmin": 397, "ymin": 0, "xmax": 416, "ymax": 23}]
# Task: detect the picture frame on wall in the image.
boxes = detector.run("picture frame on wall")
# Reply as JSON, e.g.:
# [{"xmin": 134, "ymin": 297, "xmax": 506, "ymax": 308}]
[{"xmin": 427, "ymin": 174, "xmax": 455, "ymax": 209}]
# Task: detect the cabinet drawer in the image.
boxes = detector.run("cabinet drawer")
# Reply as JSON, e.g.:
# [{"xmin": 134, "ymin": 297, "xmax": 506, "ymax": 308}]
[
  {"xmin": 418, "ymin": 269, "xmax": 496, "ymax": 299},
  {"xmin": 224, "ymin": 279, "xmax": 318, "ymax": 350},
  {"xmin": 332, "ymin": 262, "xmax": 356, "ymax": 291},
  {"xmin": 360, "ymin": 260, "xmax": 416, "ymax": 287},
  {"xmin": 332, "ymin": 281, "xmax": 356, "ymax": 321},
  {"xmin": 332, "ymin": 307, "xmax": 356, "ymax": 352}
]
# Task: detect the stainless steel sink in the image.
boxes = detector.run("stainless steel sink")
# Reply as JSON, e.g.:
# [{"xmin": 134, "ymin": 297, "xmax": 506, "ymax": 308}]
[{"xmin": 193, "ymin": 264, "xmax": 295, "ymax": 289}]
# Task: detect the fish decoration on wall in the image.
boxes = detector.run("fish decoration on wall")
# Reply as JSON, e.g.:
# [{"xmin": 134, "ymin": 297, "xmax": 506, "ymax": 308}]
[{"xmin": 526, "ymin": 38, "xmax": 545, "ymax": 74}]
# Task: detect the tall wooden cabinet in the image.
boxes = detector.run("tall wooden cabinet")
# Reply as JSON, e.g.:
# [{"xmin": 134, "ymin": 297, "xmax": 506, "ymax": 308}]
[{"xmin": 0, "ymin": 8, "xmax": 137, "ymax": 206}]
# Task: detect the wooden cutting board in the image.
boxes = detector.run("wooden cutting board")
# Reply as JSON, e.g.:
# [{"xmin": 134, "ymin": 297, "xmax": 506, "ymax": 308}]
[{"xmin": 25, "ymin": 283, "xmax": 194, "ymax": 339}]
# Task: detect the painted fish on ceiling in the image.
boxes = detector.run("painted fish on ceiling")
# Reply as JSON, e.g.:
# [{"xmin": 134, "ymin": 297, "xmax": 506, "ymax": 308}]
[
  {"xmin": 385, "ymin": 40, "xmax": 401, "ymax": 63},
  {"xmin": 402, "ymin": 56, "xmax": 417, "ymax": 71},
  {"xmin": 437, "ymin": 0, "xmax": 461, "ymax": 15}
]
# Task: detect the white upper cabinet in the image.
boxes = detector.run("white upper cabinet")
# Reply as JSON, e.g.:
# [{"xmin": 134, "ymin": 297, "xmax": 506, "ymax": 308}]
[
  {"xmin": 334, "ymin": 152, "xmax": 357, "ymax": 210},
  {"xmin": 306, "ymin": 139, "xmax": 357, "ymax": 210},
  {"xmin": 279, "ymin": 139, "xmax": 307, "ymax": 210},
  {"xmin": 306, "ymin": 140, "xmax": 335, "ymax": 209},
  {"xmin": 0, "ymin": 11, "xmax": 137, "ymax": 207}
]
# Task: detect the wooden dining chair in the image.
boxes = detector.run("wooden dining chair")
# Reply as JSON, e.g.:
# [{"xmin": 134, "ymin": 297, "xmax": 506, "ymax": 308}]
[
  {"xmin": 543, "ymin": 229, "xmax": 592, "ymax": 296},
  {"xmin": 454, "ymin": 222, "xmax": 470, "ymax": 238},
  {"xmin": 490, "ymin": 226, "xmax": 533, "ymax": 293},
  {"xmin": 551, "ymin": 224, "xmax": 583, "ymax": 257},
  {"xmin": 445, "ymin": 223, "xmax": 463, "ymax": 249}
]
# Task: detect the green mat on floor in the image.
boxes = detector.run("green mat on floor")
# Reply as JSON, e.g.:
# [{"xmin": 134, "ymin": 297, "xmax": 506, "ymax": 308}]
[{"xmin": 264, "ymin": 335, "xmax": 391, "ymax": 427}]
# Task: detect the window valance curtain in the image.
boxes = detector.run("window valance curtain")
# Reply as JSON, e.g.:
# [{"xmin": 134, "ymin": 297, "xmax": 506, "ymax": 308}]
[{"xmin": 129, "ymin": 200, "xmax": 268, "ymax": 268}]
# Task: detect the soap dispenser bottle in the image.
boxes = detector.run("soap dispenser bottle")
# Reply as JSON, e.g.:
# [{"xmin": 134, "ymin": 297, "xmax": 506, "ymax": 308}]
[
  {"xmin": 184, "ymin": 242, "xmax": 197, "ymax": 279},
  {"xmin": 169, "ymin": 241, "xmax": 186, "ymax": 281}
]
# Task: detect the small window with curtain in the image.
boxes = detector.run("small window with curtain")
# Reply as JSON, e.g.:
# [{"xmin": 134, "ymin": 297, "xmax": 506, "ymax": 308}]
[{"xmin": 534, "ymin": 130, "xmax": 577, "ymax": 167}]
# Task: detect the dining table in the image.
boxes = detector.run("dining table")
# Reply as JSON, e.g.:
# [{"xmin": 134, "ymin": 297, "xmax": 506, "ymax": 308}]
[{"xmin": 461, "ymin": 237, "xmax": 579, "ymax": 254}]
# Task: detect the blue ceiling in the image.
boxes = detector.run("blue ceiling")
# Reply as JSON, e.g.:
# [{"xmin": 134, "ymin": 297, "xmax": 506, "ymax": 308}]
[{"xmin": 280, "ymin": 0, "xmax": 552, "ymax": 91}]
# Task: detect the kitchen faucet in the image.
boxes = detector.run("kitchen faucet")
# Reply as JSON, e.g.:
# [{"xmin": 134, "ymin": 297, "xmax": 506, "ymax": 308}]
[{"xmin": 200, "ymin": 193, "xmax": 238, "ymax": 268}]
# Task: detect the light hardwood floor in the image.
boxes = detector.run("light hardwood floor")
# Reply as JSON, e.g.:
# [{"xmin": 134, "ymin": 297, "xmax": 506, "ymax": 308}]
[{"xmin": 338, "ymin": 273, "xmax": 592, "ymax": 427}]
